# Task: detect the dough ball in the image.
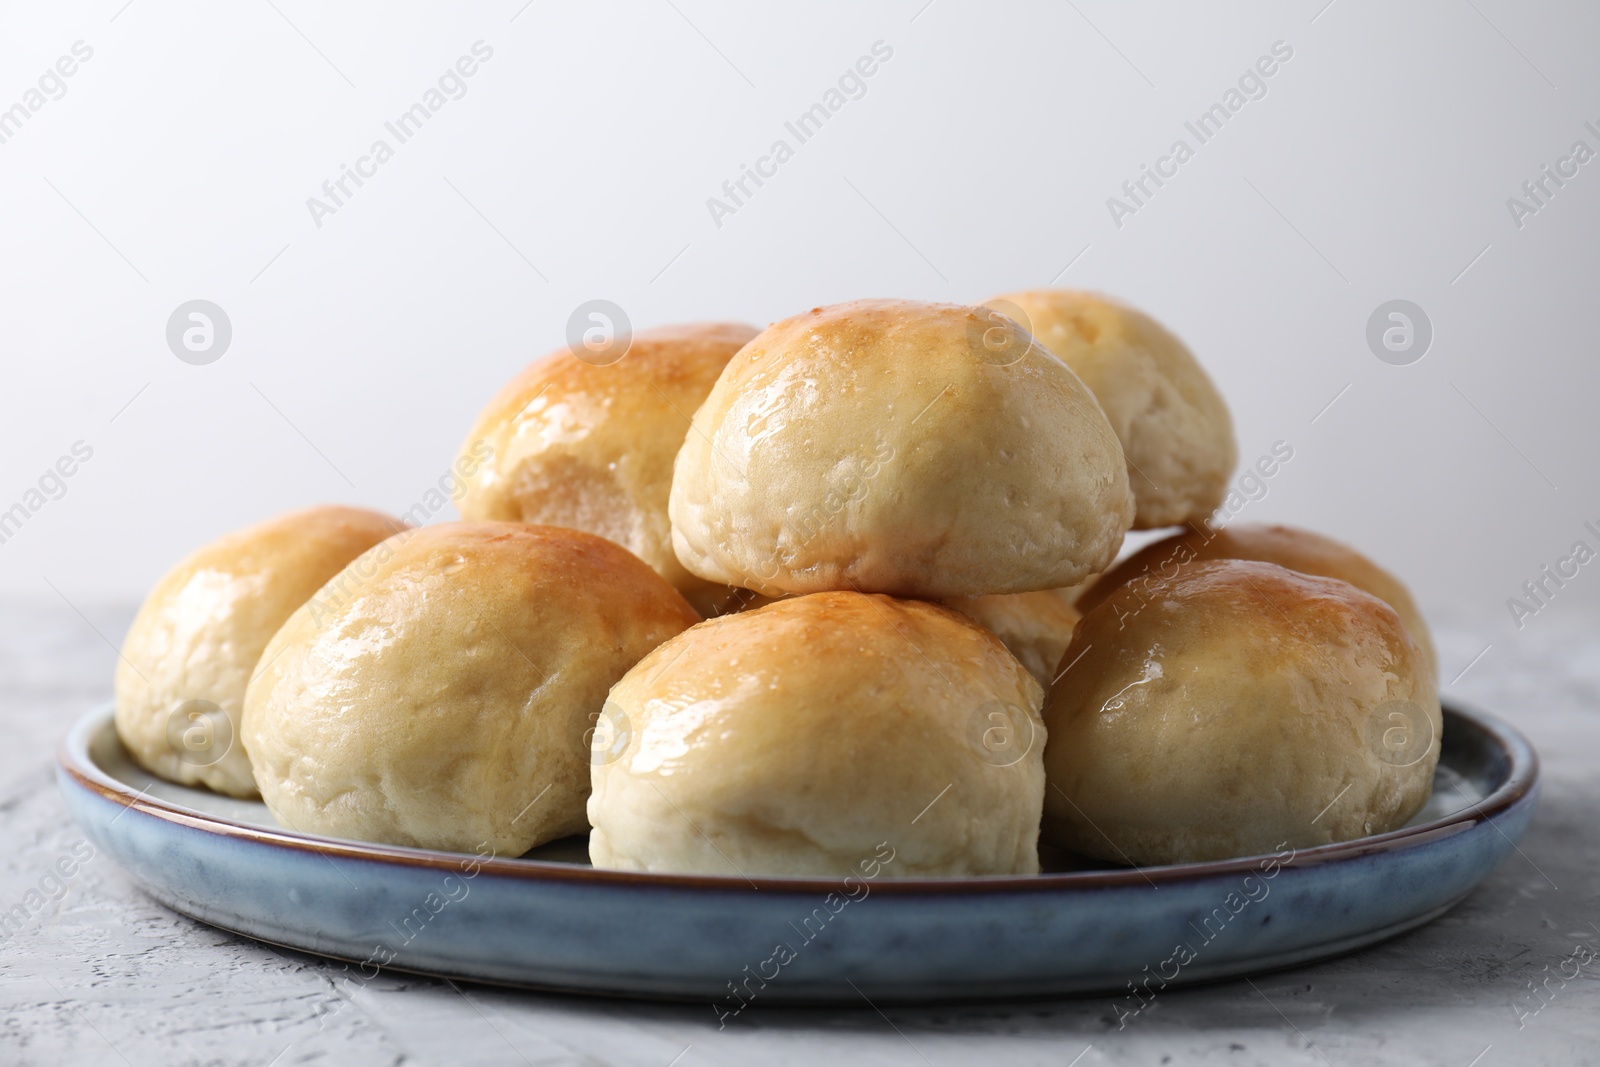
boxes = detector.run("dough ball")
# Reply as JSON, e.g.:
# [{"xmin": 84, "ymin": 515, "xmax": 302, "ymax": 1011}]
[
  {"xmin": 1043, "ymin": 559, "xmax": 1439, "ymax": 865},
  {"xmin": 115, "ymin": 506, "xmax": 405, "ymax": 797},
  {"xmin": 589, "ymin": 591, "xmax": 1046, "ymax": 877},
  {"xmin": 242, "ymin": 522, "xmax": 699, "ymax": 855},
  {"xmin": 669, "ymin": 299, "xmax": 1134, "ymax": 598},
  {"xmin": 986, "ymin": 289, "xmax": 1236, "ymax": 529},
  {"xmin": 456, "ymin": 321, "xmax": 759, "ymax": 615}
]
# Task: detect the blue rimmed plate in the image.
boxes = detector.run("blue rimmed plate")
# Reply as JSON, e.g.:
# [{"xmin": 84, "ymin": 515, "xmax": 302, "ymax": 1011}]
[{"xmin": 58, "ymin": 701, "xmax": 1537, "ymax": 1004}]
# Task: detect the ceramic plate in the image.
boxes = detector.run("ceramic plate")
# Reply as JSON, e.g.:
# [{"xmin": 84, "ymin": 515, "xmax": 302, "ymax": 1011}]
[{"xmin": 58, "ymin": 701, "xmax": 1537, "ymax": 1005}]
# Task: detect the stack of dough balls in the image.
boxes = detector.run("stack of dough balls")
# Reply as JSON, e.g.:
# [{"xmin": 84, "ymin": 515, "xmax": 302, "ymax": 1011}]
[{"xmin": 113, "ymin": 289, "xmax": 1440, "ymax": 878}]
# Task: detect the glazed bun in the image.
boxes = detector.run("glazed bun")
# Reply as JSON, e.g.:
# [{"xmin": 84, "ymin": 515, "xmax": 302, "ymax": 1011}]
[
  {"xmin": 669, "ymin": 300, "xmax": 1134, "ymax": 599},
  {"xmin": 1043, "ymin": 560, "xmax": 1439, "ymax": 865},
  {"xmin": 242, "ymin": 522, "xmax": 699, "ymax": 855},
  {"xmin": 114, "ymin": 506, "xmax": 404, "ymax": 797},
  {"xmin": 456, "ymin": 322, "xmax": 759, "ymax": 616},
  {"xmin": 942, "ymin": 589, "xmax": 1082, "ymax": 689},
  {"xmin": 589, "ymin": 592, "xmax": 1046, "ymax": 877},
  {"xmin": 986, "ymin": 290, "xmax": 1235, "ymax": 529},
  {"xmin": 1077, "ymin": 522, "xmax": 1436, "ymax": 676}
]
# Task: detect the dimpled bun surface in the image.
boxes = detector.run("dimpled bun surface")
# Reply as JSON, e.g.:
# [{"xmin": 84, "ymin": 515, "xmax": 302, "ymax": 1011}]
[
  {"xmin": 1077, "ymin": 522, "xmax": 1436, "ymax": 677},
  {"xmin": 242, "ymin": 522, "xmax": 699, "ymax": 856},
  {"xmin": 1043, "ymin": 560, "xmax": 1439, "ymax": 865},
  {"xmin": 941, "ymin": 590, "xmax": 1082, "ymax": 689},
  {"xmin": 986, "ymin": 290, "xmax": 1236, "ymax": 529},
  {"xmin": 668, "ymin": 300, "xmax": 1134, "ymax": 598},
  {"xmin": 456, "ymin": 322, "xmax": 760, "ymax": 616},
  {"xmin": 114, "ymin": 506, "xmax": 404, "ymax": 798},
  {"xmin": 589, "ymin": 592, "xmax": 1047, "ymax": 877}
]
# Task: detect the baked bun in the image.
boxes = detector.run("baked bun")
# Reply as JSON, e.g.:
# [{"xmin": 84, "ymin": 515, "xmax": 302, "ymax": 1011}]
[
  {"xmin": 242, "ymin": 522, "xmax": 699, "ymax": 855},
  {"xmin": 669, "ymin": 299, "xmax": 1134, "ymax": 598},
  {"xmin": 114, "ymin": 506, "xmax": 404, "ymax": 797},
  {"xmin": 941, "ymin": 590, "xmax": 1082, "ymax": 689},
  {"xmin": 986, "ymin": 290, "xmax": 1235, "ymax": 529},
  {"xmin": 1043, "ymin": 560, "xmax": 1439, "ymax": 865},
  {"xmin": 589, "ymin": 592, "xmax": 1046, "ymax": 877},
  {"xmin": 456, "ymin": 322, "xmax": 759, "ymax": 616},
  {"xmin": 1077, "ymin": 522, "xmax": 1436, "ymax": 677}
]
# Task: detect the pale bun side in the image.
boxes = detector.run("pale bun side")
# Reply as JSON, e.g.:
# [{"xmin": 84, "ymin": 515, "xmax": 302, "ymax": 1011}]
[
  {"xmin": 114, "ymin": 505, "xmax": 406, "ymax": 797},
  {"xmin": 941, "ymin": 589, "xmax": 1082, "ymax": 689},
  {"xmin": 243, "ymin": 521, "xmax": 699, "ymax": 855}
]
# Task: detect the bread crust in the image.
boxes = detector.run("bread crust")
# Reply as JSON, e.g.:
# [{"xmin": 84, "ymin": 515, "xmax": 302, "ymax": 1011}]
[
  {"xmin": 589, "ymin": 591, "xmax": 1047, "ymax": 877},
  {"xmin": 457, "ymin": 322, "xmax": 759, "ymax": 615},
  {"xmin": 669, "ymin": 299, "xmax": 1134, "ymax": 597},
  {"xmin": 1043, "ymin": 559, "xmax": 1439, "ymax": 865},
  {"xmin": 1077, "ymin": 522, "xmax": 1436, "ymax": 676},
  {"xmin": 242, "ymin": 521, "xmax": 699, "ymax": 855},
  {"xmin": 988, "ymin": 289, "xmax": 1236, "ymax": 529},
  {"xmin": 114, "ymin": 505, "xmax": 406, "ymax": 797}
]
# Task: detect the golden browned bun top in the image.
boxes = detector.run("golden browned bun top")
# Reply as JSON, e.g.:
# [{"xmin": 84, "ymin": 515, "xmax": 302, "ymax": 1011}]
[
  {"xmin": 941, "ymin": 589, "xmax": 1082, "ymax": 690},
  {"xmin": 455, "ymin": 321, "xmax": 759, "ymax": 611},
  {"xmin": 668, "ymin": 299, "xmax": 1134, "ymax": 599},
  {"xmin": 114, "ymin": 505, "xmax": 405, "ymax": 797},
  {"xmin": 1043, "ymin": 559, "xmax": 1439, "ymax": 865},
  {"xmin": 242, "ymin": 521, "xmax": 700, "ymax": 855},
  {"xmin": 987, "ymin": 289, "xmax": 1236, "ymax": 529},
  {"xmin": 589, "ymin": 591, "xmax": 1047, "ymax": 877},
  {"xmin": 1076, "ymin": 521, "xmax": 1435, "ymax": 676}
]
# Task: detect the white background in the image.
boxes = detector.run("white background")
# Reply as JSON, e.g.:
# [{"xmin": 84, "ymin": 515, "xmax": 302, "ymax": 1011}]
[{"xmin": 2, "ymin": 0, "xmax": 1596, "ymax": 682}]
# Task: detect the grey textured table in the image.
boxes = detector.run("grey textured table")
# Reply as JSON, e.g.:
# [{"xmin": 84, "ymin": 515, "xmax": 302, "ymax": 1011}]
[{"xmin": 3, "ymin": 600, "xmax": 1596, "ymax": 1066}]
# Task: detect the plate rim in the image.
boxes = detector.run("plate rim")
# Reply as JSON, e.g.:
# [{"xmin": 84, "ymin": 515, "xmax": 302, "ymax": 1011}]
[{"xmin": 60, "ymin": 699, "xmax": 1539, "ymax": 896}]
